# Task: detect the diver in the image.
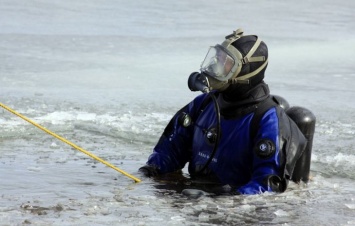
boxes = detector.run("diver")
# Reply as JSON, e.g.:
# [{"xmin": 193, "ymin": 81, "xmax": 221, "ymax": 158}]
[{"xmin": 139, "ymin": 28, "xmax": 316, "ymax": 195}]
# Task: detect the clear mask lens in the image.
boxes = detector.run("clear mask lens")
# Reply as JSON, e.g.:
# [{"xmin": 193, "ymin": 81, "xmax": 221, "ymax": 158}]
[{"xmin": 200, "ymin": 46, "xmax": 235, "ymax": 80}]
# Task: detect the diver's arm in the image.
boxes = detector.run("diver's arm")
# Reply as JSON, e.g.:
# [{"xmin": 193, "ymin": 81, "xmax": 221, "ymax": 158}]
[
  {"xmin": 141, "ymin": 108, "xmax": 191, "ymax": 175},
  {"xmin": 237, "ymin": 108, "xmax": 286, "ymax": 194},
  {"xmin": 140, "ymin": 94, "xmax": 207, "ymax": 176}
]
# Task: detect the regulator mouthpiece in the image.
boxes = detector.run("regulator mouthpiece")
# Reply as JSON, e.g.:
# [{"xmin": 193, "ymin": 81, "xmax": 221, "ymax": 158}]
[{"xmin": 188, "ymin": 72, "xmax": 210, "ymax": 93}]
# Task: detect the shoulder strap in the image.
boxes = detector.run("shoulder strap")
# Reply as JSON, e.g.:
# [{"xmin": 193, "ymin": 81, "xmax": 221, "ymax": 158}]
[{"xmin": 249, "ymin": 96, "xmax": 279, "ymax": 139}]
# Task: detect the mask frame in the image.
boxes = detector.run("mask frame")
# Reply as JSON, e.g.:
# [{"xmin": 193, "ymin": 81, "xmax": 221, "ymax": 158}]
[{"xmin": 200, "ymin": 45, "xmax": 240, "ymax": 82}]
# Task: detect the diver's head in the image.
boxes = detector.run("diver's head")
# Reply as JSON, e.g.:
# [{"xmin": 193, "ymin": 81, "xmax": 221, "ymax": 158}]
[
  {"xmin": 228, "ymin": 29, "xmax": 268, "ymax": 86},
  {"xmin": 189, "ymin": 28, "xmax": 268, "ymax": 93}
]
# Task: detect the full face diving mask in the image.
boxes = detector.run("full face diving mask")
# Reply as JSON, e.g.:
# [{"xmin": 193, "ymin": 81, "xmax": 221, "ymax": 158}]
[{"xmin": 199, "ymin": 28, "xmax": 268, "ymax": 91}]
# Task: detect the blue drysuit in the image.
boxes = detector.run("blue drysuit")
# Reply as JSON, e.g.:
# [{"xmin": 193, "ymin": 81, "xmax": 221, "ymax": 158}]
[{"xmin": 144, "ymin": 86, "xmax": 307, "ymax": 194}]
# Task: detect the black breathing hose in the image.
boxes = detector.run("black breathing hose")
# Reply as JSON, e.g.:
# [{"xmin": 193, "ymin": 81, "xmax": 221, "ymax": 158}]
[{"xmin": 197, "ymin": 92, "xmax": 221, "ymax": 174}]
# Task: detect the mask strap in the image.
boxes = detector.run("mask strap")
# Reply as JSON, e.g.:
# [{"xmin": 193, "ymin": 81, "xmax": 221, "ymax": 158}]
[
  {"xmin": 229, "ymin": 58, "xmax": 269, "ymax": 84},
  {"xmin": 241, "ymin": 37, "xmax": 265, "ymax": 64},
  {"xmin": 225, "ymin": 28, "xmax": 244, "ymax": 40},
  {"xmin": 222, "ymin": 28, "xmax": 244, "ymax": 47}
]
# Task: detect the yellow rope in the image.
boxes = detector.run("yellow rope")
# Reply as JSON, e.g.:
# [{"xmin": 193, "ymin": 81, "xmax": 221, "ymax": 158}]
[{"xmin": 0, "ymin": 102, "xmax": 141, "ymax": 183}]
